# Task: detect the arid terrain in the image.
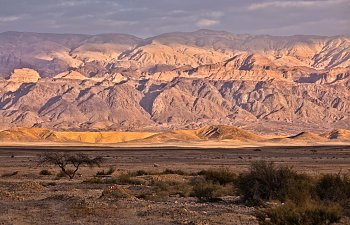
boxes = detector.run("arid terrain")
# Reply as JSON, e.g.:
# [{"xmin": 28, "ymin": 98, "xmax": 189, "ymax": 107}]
[
  {"xmin": 0, "ymin": 29, "xmax": 349, "ymax": 225},
  {"xmin": 0, "ymin": 125, "xmax": 349, "ymax": 224},
  {"xmin": 0, "ymin": 125, "xmax": 349, "ymax": 146},
  {"xmin": 0, "ymin": 144, "xmax": 349, "ymax": 225},
  {"xmin": 0, "ymin": 30, "xmax": 349, "ymax": 134}
]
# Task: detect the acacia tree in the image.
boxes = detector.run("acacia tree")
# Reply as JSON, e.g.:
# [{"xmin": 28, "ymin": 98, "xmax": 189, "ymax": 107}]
[{"xmin": 40, "ymin": 153, "xmax": 104, "ymax": 179}]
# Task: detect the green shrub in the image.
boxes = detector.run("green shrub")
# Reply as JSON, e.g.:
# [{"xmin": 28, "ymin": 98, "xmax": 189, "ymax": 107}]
[
  {"xmin": 40, "ymin": 169, "xmax": 53, "ymax": 176},
  {"xmin": 316, "ymin": 174, "xmax": 350, "ymax": 216},
  {"xmin": 316, "ymin": 174, "xmax": 350, "ymax": 202},
  {"xmin": 190, "ymin": 177, "xmax": 230, "ymax": 202},
  {"xmin": 237, "ymin": 161, "xmax": 313, "ymax": 205},
  {"xmin": 198, "ymin": 168, "xmax": 236, "ymax": 185},
  {"xmin": 257, "ymin": 203, "xmax": 341, "ymax": 225}
]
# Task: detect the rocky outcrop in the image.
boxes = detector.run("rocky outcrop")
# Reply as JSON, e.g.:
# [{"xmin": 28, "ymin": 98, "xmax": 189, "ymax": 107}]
[
  {"xmin": 8, "ymin": 68, "xmax": 40, "ymax": 83},
  {"xmin": 0, "ymin": 76, "xmax": 348, "ymax": 134}
]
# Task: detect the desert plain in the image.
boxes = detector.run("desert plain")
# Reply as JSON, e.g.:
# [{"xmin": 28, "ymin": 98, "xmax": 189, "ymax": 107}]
[{"xmin": 0, "ymin": 125, "xmax": 349, "ymax": 225}]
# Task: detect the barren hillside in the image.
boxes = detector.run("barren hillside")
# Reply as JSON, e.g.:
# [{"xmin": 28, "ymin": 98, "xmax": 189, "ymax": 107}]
[{"xmin": 0, "ymin": 30, "xmax": 349, "ymax": 134}]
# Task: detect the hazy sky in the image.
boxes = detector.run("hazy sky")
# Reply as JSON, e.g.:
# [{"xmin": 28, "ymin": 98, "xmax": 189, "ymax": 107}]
[{"xmin": 0, "ymin": 0, "xmax": 349, "ymax": 37}]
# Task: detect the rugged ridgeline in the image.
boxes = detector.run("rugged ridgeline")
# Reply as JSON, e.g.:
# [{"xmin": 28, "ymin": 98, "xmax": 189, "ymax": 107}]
[{"xmin": 0, "ymin": 30, "xmax": 349, "ymax": 134}]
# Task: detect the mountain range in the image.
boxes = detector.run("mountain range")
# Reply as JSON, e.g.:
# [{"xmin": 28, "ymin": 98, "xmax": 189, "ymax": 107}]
[{"xmin": 0, "ymin": 30, "xmax": 349, "ymax": 135}]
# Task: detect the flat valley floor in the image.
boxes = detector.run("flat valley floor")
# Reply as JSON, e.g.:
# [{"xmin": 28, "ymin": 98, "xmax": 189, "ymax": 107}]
[{"xmin": 0, "ymin": 145, "xmax": 349, "ymax": 225}]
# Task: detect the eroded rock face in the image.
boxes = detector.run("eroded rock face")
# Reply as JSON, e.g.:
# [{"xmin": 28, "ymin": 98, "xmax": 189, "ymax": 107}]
[
  {"xmin": 8, "ymin": 68, "xmax": 40, "ymax": 83},
  {"xmin": 0, "ymin": 77, "xmax": 348, "ymax": 134},
  {"xmin": 0, "ymin": 31, "xmax": 349, "ymax": 134}
]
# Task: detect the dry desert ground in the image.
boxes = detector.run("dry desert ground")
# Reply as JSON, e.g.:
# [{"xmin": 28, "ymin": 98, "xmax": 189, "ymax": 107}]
[{"xmin": 0, "ymin": 144, "xmax": 349, "ymax": 225}]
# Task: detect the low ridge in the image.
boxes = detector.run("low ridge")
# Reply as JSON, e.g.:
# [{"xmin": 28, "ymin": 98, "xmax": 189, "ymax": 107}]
[
  {"xmin": 196, "ymin": 125, "xmax": 264, "ymax": 141},
  {"xmin": 1, "ymin": 126, "xmax": 348, "ymax": 145},
  {"xmin": 287, "ymin": 132, "xmax": 328, "ymax": 142}
]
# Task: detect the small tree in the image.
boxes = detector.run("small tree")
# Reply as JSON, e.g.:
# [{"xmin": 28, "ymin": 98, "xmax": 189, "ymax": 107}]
[{"xmin": 40, "ymin": 153, "xmax": 104, "ymax": 179}]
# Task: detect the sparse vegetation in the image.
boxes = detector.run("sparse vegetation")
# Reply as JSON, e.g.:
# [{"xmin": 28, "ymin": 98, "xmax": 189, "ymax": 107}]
[
  {"xmin": 316, "ymin": 174, "xmax": 350, "ymax": 216},
  {"xmin": 198, "ymin": 167, "xmax": 236, "ymax": 185},
  {"xmin": 101, "ymin": 185, "xmax": 133, "ymax": 199},
  {"xmin": 136, "ymin": 170, "xmax": 150, "ymax": 176},
  {"xmin": 40, "ymin": 169, "xmax": 53, "ymax": 176},
  {"xmin": 191, "ymin": 181, "xmax": 227, "ymax": 202},
  {"xmin": 139, "ymin": 180, "xmax": 192, "ymax": 201},
  {"xmin": 257, "ymin": 202, "xmax": 342, "ymax": 225},
  {"xmin": 237, "ymin": 161, "xmax": 313, "ymax": 205},
  {"xmin": 96, "ymin": 167, "xmax": 115, "ymax": 176},
  {"xmin": 7, "ymin": 154, "xmax": 345, "ymax": 224},
  {"xmin": 39, "ymin": 153, "xmax": 104, "ymax": 179},
  {"xmin": 236, "ymin": 161, "xmax": 350, "ymax": 224},
  {"xmin": 116, "ymin": 173, "xmax": 144, "ymax": 185},
  {"xmin": 83, "ymin": 173, "xmax": 144, "ymax": 185},
  {"xmin": 160, "ymin": 169, "xmax": 188, "ymax": 176},
  {"xmin": 129, "ymin": 170, "xmax": 150, "ymax": 176},
  {"xmin": 83, "ymin": 177, "xmax": 104, "ymax": 184},
  {"xmin": 127, "ymin": 169, "xmax": 188, "ymax": 177}
]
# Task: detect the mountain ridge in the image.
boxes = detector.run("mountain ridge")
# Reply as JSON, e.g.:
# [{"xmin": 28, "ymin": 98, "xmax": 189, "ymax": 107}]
[{"xmin": 0, "ymin": 30, "xmax": 349, "ymax": 134}]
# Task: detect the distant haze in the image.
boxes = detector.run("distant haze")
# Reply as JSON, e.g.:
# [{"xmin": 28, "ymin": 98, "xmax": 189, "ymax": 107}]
[{"xmin": 0, "ymin": 0, "xmax": 349, "ymax": 37}]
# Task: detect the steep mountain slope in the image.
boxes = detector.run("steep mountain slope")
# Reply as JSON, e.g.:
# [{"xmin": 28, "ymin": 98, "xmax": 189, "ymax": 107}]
[{"xmin": 0, "ymin": 30, "xmax": 349, "ymax": 134}]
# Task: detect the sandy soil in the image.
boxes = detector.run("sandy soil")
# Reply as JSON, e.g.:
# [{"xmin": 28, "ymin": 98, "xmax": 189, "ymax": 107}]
[{"xmin": 0, "ymin": 145, "xmax": 349, "ymax": 225}]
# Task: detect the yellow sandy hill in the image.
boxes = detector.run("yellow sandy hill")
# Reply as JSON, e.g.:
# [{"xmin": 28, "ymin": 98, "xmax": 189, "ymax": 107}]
[
  {"xmin": 54, "ymin": 131, "xmax": 157, "ymax": 143},
  {"xmin": 1, "ymin": 126, "xmax": 348, "ymax": 145},
  {"xmin": 143, "ymin": 125, "xmax": 265, "ymax": 143},
  {"xmin": 142, "ymin": 130, "xmax": 202, "ymax": 143},
  {"xmin": 0, "ymin": 128, "xmax": 58, "ymax": 142},
  {"xmin": 0, "ymin": 128, "xmax": 156, "ymax": 144}
]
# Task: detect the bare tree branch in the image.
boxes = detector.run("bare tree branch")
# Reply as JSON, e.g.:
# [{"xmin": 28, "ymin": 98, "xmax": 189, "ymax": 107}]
[{"xmin": 39, "ymin": 153, "xmax": 104, "ymax": 179}]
